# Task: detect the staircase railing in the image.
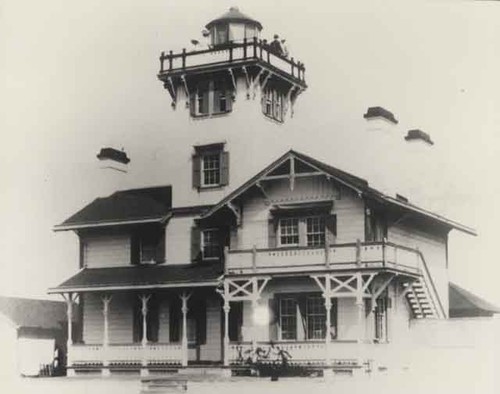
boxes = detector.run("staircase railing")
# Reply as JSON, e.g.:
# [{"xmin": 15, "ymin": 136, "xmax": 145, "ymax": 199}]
[{"xmin": 415, "ymin": 251, "xmax": 446, "ymax": 319}]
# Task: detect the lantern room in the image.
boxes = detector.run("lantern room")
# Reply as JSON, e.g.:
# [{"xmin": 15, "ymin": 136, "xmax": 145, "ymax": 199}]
[{"xmin": 205, "ymin": 7, "xmax": 262, "ymax": 47}]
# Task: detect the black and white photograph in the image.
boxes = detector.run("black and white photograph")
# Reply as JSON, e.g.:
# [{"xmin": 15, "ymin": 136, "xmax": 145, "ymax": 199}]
[{"xmin": 1, "ymin": 1, "xmax": 499, "ymax": 393}]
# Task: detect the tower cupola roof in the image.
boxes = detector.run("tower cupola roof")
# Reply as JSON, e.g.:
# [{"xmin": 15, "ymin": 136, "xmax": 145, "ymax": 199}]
[{"xmin": 205, "ymin": 7, "xmax": 263, "ymax": 30}]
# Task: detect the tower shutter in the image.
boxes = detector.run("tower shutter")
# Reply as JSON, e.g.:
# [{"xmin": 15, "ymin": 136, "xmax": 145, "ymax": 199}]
[
  {"xmin": 192, "ymin": 155, "xmax": 201, "ymax": 188},
  {"xmin": 191, "ymin": 226, "xmax": 201, "ymax": 262},
  {"xmin": 326, "ymin": 214, "xmax": 337, "ymax": 246},
  {"xmin": 268, "ymin": 218, "xmax": 277, "ymax": 248},
  {"xmin": 220, "ymin": 151, "xmax": 229, "ymax": 186},
  {"xmin": 268, "ymin": 297, "xmax": 279, "ymax": 341}
]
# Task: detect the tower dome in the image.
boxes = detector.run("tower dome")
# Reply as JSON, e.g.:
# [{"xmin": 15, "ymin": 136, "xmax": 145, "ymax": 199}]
[{"xmin": 205, "ymin": 7, "xmax": 262, "ymax": 46}]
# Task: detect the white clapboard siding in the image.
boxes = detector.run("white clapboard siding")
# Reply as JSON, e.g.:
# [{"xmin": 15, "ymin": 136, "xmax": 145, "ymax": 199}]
[
  {"xmin": 166, "ymin": 216, "xmax": 194, "ymax": 265},
  {"xmin": 238, "ymin": 180, "xmax": 365, "ymax": 250},
  {"xmin": 83, "ymin": 235, "xmax": 131, "ymax": 268},
  {"xmin": 199, "ymin": 297, "xmax": 222, "ymax": 361},
  {"xmin": 388, "ymin": 223, "xmax": 449, "ymax": 314}
]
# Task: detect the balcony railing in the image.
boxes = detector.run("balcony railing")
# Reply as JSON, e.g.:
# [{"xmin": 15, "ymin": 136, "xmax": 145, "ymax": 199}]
[
  {"xmin": 69, "ymin": 343, "xmax": 183, "ymax": 366},
  {"xmin": 225, "ymin": 241, "xmax": 422, "ymax": 276},
  {"xmin": 159, "ymin": 38, "xmax": 306, "ymax": 84}
]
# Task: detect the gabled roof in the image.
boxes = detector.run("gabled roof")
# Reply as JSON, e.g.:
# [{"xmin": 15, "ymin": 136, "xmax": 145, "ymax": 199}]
[
  {"xmin": 202, "ymin": 149, "xmax": 476, "ymax": 236},
  {"xmin": 48, "ymin": 264, "xmax": 222, "ymax": 293},
  {"xmin": 55, "ymin": 186, "xmax": 172, "ymax": 231},
  {"xmin": 205, "ymin": 7, "xmax": 263, "ymax": 30},
  {"xmin": 449, "ymin": 282, "xmax": 500, "ymax": 318},
  {"xmin": 0, "ymin": 296, "xmax": 71, "ymax": 330}
]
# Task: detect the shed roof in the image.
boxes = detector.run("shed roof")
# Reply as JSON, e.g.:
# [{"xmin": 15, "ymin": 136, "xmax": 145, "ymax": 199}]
[
  {"xmin": 48, "ymin": 264, "xmax": 222, "ymax": 293},
  {"xmin": 55, "ymin": 186, "xmax": 172, "ymax": 231},
  {"xmin": 206, "ymin": 7, "xmax": 263, "ymax": 30},
  {"xmin": 449, "ymin": 282, "xmax": 500, "ymax": 318},
  {"xmin": 0, "ymin": 296, "xmax": 70, "ymax": 330}
]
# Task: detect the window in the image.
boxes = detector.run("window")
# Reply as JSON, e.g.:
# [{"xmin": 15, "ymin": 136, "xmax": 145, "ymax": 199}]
[
  {"xmin": 279, "ymin": 297, "xmax": 297, "ymax": 340},
  {"xmin": 277, "ymin": 215, "xmax": 332, "ymax": 248},
  {"xmin": 190, "ymin": 80, "xmax": 232, "ymax": 117},
  {"xmin": 211, "ymin": 24, "xmax": 229, "ymax": 46},
  {"xmin": 202, "ymin": 153, "xmax": 221, "ymax": 186},
  {"xmin": 279, "ymin": 218, "xmax": 299, "ymax": 246},
  {"xmin": 273, "ymin": 294, "xmax": 337, "ymax": 342},
  {"xmin": 365, "ymin": 208, "xmax": 386, "ymax": 242},
  {"xmin": 202, "ymin": 229, "xmax": 219, "ymax": 260},
  {"xmin": 192, "ymin": 145, "xmax": 229, "ymax": 189},
  {"xmin": 131, "ymin": 227, "xmax": 165, "ymax": 265},
  {"xmin": 306, "ymin": 217, "xmax": 326, "ymax": 247},
  {"xmin": 306, "ymin": 295, "xmax": 326, "ymax": 340},
  {"xmin": 263, "ymin": 89, "xmax": 284, "ymax": 122}
]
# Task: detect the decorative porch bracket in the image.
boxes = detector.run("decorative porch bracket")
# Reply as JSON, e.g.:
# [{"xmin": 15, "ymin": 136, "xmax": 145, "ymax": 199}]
[
  {"xmin": 228, "ymin": 68, "xmax": 237, "ymax": 92},
  {"xmin": 216, "ymin": 277, "xmax": 271, "ymax": 366}
]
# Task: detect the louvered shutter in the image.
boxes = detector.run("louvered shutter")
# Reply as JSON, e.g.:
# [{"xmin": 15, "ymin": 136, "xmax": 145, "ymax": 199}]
[
  {"xmin": 192, "ymin": 155, "xmax": 201, "ymax": 188},
  {"xmin": 191, "ymin": 226, "xmax": 201, "ymax": 262},
  {"xmin": 268, "ymin": 298, "xmax": 279, "ymax": 341},
  {"xmin": 220, "ymin": 151, "xmax": 229, "ymax": 186},
  {"xmin": 326, "ymin": 214, "xmax": 337, "ymax": 246},
  {"xmin": 169, "ymin": 299, "xmax": 181, "ymax": 342},
  {"xmin": 268, "ymin": 218, "xmax": 277, "ymax": 248}
]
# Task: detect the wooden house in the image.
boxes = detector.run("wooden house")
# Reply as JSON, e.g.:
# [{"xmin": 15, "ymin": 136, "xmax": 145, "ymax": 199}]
[{"xmin": 49, "ymin": 7, "xmax": 480, "ymax": 377}]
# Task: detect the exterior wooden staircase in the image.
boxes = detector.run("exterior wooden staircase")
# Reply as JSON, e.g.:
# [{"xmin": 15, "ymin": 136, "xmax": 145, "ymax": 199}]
[{"xmin": 404, "ymin": 279, "xmax": 436, "ymax": 319}]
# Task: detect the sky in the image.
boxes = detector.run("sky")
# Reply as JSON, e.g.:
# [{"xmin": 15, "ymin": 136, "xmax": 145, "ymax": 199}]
[{"xmin": 1, "ymin": 0, "xmax": 500, "ymax": 306}]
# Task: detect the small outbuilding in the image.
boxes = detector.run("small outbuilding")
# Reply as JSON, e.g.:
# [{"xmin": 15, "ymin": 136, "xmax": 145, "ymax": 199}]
[{"xmin": 0, "ymin": 296, "xmax": 78, "ymax": 377}]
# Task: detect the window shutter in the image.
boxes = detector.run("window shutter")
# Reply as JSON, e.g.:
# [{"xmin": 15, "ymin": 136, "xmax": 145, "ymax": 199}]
[
  {"xmin": 226, "ymin": 89, "xmax": 233, "ymax": 111},
  {"xmin": 326, "ymin": 214, "xmax": 337, "ymax": 246},
  {"xmin": 132, "ymin": 297, "xmax": 142, "ymax": 343},
  {"xmin": 297, "ymin": 295, "xmax": 308, "ymax": 339},
  {"xmin": 192, "ymin": 155, "xmax": 201, "ymax": 189},
  {"xmin": 196, "ymin": 298, "xmax": 207, "ymax": 345},
  {"xmin": 131, "ymin": 234, "xmax": 140, "ymax": 265},
  {"xmin": 220, "ymin": 151, "xmax": 229, "ymax": 186},
  {"xmin": 189, "ymin": 93, "xmax": 196, "ymax": 116},
  {"xmin": 268, "ymin": 298, "xmax": 279, "ymax": 341},
  {"xmin": 191, "ymin": 226, "xmax": 201, "ymax": 262},
  {"xmin": 268, "ymin": 218, "xmax": 277, "ymax": 248},
  {"xmin": 155, "ymin": 227, "xmax": 166, "ymax": 263},
  {"xmin": 330, "ymin": 299, "xmax": 338, "ymax": 339},
  {"xmin": 169, "ymin": 299, "xmax": 181, "ymax": 342},
  {"xmin": 202, "ymin": 90, "xmax": 209, "ymax": 114},
  {"xmin": 147, "ymin": 295, "xmax": 160, "ymax": 343}
]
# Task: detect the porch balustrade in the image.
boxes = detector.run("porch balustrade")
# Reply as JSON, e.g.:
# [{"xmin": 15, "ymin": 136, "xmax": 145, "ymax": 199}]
[
  {"xmin": 69, "ymin": 343, "xmax": 183, "ymax": 366},
  {"xmin": 226, "ymin": 241, "xmax": 422, "ymax": 276},
  {"xmin": 228, "ymin": 341, "xmax": 382, "ymax": 366}
]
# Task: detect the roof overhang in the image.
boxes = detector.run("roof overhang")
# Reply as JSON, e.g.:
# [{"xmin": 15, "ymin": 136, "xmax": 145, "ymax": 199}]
[{"xmin": 53, "ymin": 214, "xmax": 172, "ymax": 232}]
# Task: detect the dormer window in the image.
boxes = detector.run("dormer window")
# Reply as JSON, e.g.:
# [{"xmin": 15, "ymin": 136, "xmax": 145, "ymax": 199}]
[
  {"xmin": 190, "ymin": 80, "xmax": 232, "ymax": 118},
  {"xmin": 192, "ymin": 143, "xmax": 229, "ymax": 189},
  {"xmin": 131, "ymin": 226, "xmax": 165, "ymax": 265}
]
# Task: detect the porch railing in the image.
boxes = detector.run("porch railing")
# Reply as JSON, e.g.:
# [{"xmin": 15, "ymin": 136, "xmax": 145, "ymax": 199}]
[
  {"xmin": 69, "ymin": 343, "xmax": 183, "ymax": 366},
  {"xmin": 159, "ymin": 38, "xmax": 306, "ymax": 84},
  {"xmin": 228, "ymin": 341, "xmax": 383, "ymax": 366},
  {"xmin": 226, "ymin": 241, "xmax": 421, "ymax": 276}
]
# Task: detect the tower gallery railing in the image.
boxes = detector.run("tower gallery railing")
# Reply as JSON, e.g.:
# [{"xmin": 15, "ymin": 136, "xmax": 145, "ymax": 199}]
[{"xmin": 159, "ymin": 37, "xmax": 306, "ymax": 83}]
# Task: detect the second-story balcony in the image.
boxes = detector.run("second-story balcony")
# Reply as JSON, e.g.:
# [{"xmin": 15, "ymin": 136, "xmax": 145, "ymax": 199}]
[
  {"xmin": 225, "ymin": 241, "xmax": 423, "ymax": 277},
  {"xmin": 158, "ymin": 38, "xmax": 306, "ymax": 88}
]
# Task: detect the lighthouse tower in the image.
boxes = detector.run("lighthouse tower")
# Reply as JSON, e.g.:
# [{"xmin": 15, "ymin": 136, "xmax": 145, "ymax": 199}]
[{"xmin": 157, "ymin": 7, "xmax": 307, "ymax": 207}]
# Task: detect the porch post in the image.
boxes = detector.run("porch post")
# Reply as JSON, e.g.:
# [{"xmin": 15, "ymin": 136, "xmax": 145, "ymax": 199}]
[
  {"xmin": 64, "ymin": 292, "xmax": 75, "ymax": 375},
  {"xmin": 140, "ymin": 294, "xmax": 151, "ymax": 376},
  {"xmin": 101, "ymin": 294, "xmax": 112, "ymax": 377},
  {"xmin": 223, "ymin": 300, "xmax": 230, "ymax": 367},
  {"xmin": 179, "ymin": 292, "xmax": 192, "ymax": 367},
  {"xmin": 324, "ymin": 278, "xmax": 332, "ymax": 367},
  {"xmin": 251, "ymin": 278, "xmax": 259, "ymax": 349}
]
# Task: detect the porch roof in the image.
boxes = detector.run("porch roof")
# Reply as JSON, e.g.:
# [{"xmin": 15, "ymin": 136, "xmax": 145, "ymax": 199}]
[
  {"xmin": 449, "ymin": 282, "xmax": 500, "ymax": 318},
  {"xmin": 48, "ymin": 264, "xmax": 222, "ymax": 293}
]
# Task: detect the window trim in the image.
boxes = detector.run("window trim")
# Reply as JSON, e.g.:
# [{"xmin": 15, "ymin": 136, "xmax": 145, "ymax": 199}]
[{"xmin": 201, "ymin": 228, "xmax": 220, "ymax": 261}]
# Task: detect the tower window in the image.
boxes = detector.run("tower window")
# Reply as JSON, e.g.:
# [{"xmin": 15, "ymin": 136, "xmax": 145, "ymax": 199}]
[
  {"xmin": 190, "ymin": 80, "xmax": 232, "ymax": 117},
  {"xmin": 263, "ymin": 89, "xmax": 284, "ymax": 122},
  {"xmin": 192, "ymin": 144, "xmax": 229, "ymax": 189}
]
